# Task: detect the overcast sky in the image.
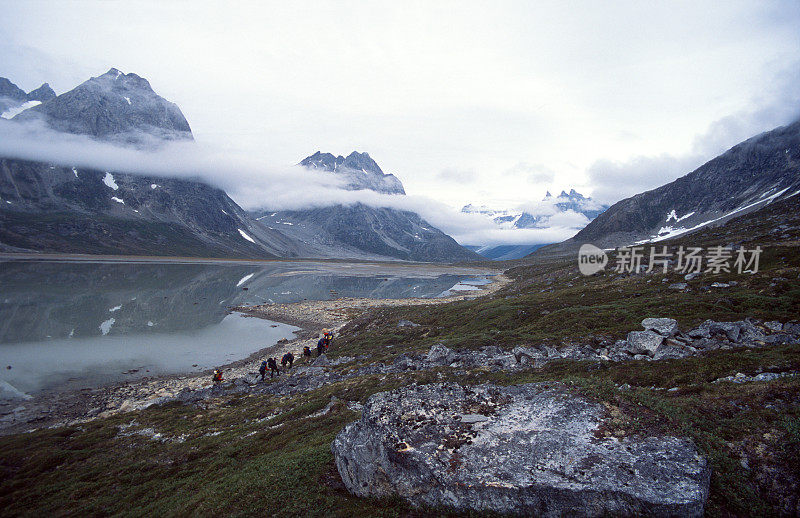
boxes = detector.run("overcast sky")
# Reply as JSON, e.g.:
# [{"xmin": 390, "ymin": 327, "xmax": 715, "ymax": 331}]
[{"xmin": 1, "ymin": 0, "xmax": 799, "ymax": 211}]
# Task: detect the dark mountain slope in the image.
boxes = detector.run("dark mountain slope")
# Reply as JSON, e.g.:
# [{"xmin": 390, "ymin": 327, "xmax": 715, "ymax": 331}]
[{"xmin": 0, "ymin": 158, "xmax": 311, "ymax": 258}]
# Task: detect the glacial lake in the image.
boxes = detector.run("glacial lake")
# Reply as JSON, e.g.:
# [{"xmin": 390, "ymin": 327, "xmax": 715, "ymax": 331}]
[{"xmin": 0, "ymin": 258, "xmax": 495, "ymax": 398}]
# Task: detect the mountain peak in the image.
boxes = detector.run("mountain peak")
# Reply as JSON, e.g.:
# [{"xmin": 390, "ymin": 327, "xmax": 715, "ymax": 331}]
[
  {"xmin": 14, "ymin": 68, "xmax": 191, "ymax": 144},
  {"xmin": 299, "ymin": 151, "xmax": 405, "ymax": 195},
  {"xmin": 342, "ymin": 151, "xmax": 384, "ymax": 175},
  {"xmin": 0, "ymin": 77, "xmax": 27, "ymax": 102},
  {"xmin": 26, "ymin": 83, "xmax": 56, "ymax": 103}
]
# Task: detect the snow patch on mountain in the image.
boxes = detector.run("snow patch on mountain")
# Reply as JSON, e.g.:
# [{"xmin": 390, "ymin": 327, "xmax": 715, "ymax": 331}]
[
  {"xmin": 1, "ymin": 100, "xmax": 41, "ymax": 119},
  {"xmin": 238, "ymin": 229, "xmax": 255, "ymax": 243},
  {"xmin": 636, "ymin": 187, "xmax": 791, "ymax": 244},
  {"xmin": 665, "ymin": 210, "xmax": 695, "ymax": 223},
  {"xmin": 103, "ymin": 172, "xmax": 119, "ymax": 190}
]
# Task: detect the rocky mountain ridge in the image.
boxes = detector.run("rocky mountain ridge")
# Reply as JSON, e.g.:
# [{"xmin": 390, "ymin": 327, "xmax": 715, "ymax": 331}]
[
  {"xmin": 0, "ymin": 77, "xmax": 56, "ymax": 118},
  {"xmin": 300, "ymin": 150, "xmax": 405, "ymax": 195}
]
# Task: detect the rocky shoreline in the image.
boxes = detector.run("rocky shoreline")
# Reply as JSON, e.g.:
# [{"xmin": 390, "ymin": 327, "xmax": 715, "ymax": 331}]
[{"xmin": 0, "ymin": 273, "xmax": 510, "ymax": 435}]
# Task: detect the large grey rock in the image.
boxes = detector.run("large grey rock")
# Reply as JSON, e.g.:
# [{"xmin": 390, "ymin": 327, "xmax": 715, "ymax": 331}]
[
  {"xmin": 332, "ymin": 383, "xmax": 710, "ymax": 517},
  {"xmin": 426, "ymin": 343, "xmax": 457, "ymax": 365},
  {"xmin": 625, "ymin": 330, "xmax": 664, "ymax": 356},
  {"xmin": 641, "ymin": 318, "xmax": 679, "ymax": 337}
]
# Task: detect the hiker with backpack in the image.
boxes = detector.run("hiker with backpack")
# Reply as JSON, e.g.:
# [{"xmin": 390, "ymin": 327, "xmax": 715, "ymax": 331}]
[
  {"xmin": 212, "ymin": 369, "xmax": 223, "ymax": 384},
  {"xmin": 259, "ymin": 360, "xmax": 268, "ymax": 381},
  {"xmin": 281, "ymin": 352, "xmax": 294, "ymax": 370},
  {"xmin": 303, "ymin": 346, "xmax": 312, "ymax": 361},
  {"xmin": 267, "ymin": 357, "xmax": 280, "ymax": 378}
]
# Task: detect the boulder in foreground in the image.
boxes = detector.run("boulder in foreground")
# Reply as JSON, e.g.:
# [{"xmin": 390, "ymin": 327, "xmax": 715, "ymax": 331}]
[{"xmin": 332, "ymin": 383, "xmax": 710, "ymax": 517}]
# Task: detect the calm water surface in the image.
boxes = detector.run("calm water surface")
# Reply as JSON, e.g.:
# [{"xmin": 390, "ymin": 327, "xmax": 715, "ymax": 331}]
[{"xmin": 0, "ymin": 259, "xmax": 493, "ymax": 397}]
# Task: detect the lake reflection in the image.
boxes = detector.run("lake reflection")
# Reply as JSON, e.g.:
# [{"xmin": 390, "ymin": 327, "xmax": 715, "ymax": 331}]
[{"xmin": 0, "ymin": 259, "xmax": 491, "ymax": 396}]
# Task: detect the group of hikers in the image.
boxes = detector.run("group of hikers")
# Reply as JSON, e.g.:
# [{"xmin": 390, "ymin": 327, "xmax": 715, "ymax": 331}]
[{"xmin": 212, "ymin": 329, "xmax": 334, "ymax": 384}]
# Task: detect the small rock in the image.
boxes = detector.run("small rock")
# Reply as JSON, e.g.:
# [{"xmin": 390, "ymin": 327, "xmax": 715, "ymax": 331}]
[
  {"xmin": 684, "ymin": 272, "xmax": 700, "ymax": 281},
  {"xmin": 460, "ymin": 414, "xmax": 489, "ymax": 424},
  {"xmin": 397, "ymin": 320, "xmax": 420, "ymax": 328},
  {"xmin": 669, "ymin": 282, "xmax": 688, "ymax": 290},
  {"xmin": 426, "ymin": 343, "xmax": 456, "ymax": 365},
  {"xmin": 653, "ymin": 345, "xmax": 690, "ymax": 360},
  {"xmin": 710, "ymin": 282, "xmax": 730, "ymax": 288},
  {"xmin": 312, "ymin": 354, "xmax": 330, "ymax": 367},
  {"xmin": 763, "ymin": 321, "xmax": 783, "ymax": 332}
]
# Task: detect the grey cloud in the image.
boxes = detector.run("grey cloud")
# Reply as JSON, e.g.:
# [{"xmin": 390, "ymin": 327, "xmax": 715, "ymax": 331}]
[
  {"xmin": 586, "ymin": 153, "xmax": 702, "ymax": 205},
  {"xmin": 587, "ymin": 62, "xmax": 800, "ymax": 205}
]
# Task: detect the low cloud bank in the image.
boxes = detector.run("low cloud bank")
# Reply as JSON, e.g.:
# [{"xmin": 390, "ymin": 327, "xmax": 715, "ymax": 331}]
[{"xmin": 0, "ymin": 119, "xmax": 575, "ymax": 246}]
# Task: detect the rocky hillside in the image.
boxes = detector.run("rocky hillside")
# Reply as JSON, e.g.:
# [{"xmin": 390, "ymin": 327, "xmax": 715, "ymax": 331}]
[
  {"xmin": 0, "ymin": 158, "xmax": 313, "ymax": 258},
  {"xmin": 253, "ymin": 152, "xmax": 480, "ymax": 263},
  {"xmin": 537, "ymin": 117, "xmax": 800, "ymax": 256}
]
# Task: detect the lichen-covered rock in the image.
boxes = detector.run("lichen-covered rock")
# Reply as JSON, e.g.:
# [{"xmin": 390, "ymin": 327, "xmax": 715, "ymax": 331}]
[
  {"xmin": 332, "ymin": 383, "xmax": 710, "ymax": 517},
  {"xmin": 641, "ymin": 317, "xmax": 679, "ymax": 337}
]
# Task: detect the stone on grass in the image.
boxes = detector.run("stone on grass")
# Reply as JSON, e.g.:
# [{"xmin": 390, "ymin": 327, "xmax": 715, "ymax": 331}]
[
  {"xmin": 625, "ymin": 330, "xmax": 664, "ymax": 355},
  {"xmin": 332, "ymin": 383, "xmax": 710, "ymax": 517},
  {"xmin": 398, "ymin": 320, "xmax": 420, "ymax": 328},
  {"xmin": 653, "ymin": 345, "xmax": 691, "ymax": 361},
  {"xmin": 642, "ymin": 318, "xmax": 679, "ymax": 337}
]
